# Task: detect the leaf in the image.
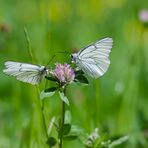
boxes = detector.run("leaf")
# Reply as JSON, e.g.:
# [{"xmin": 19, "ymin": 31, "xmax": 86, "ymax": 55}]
[
  {"xmin": 70, "ymin": 125, "xmax": 85, "ymax": 135},
  {"xmin": 74, "ymin": 75, "xmax": 89, "ymax": 84},
  {"xmin": 46, "ymin": 137, "xmax": 57, "ymax": 147},
  {"xmin": 59, "ymin": 91, "xmax": 70, "ymax": 105},
  {"xmin": 68, "ymin": 125, "xmax": 87, "ymax": 142},
  {"xmin": 63, "ymin": 125, "xmax": 86, "ymax": 142},
  {"xmin": 45, "ymin": 76, "xmax": 57, "ymax": 82},
  {"xmin": 109, "ymin": 135, "xmax": 129, "ymax": 148},
  {"xmin": 40, "ymin": 90, "xmax": 55, "ymax": 100},
  {"xmin": 58, "ymin": 123, "xmax": 71, "ymax": 139},
  {"xmin": 48, "ymin": 116, "xmax": 56, "ymax": 136},
  {"xmin": 63, "ymin": 135, "xmax": 78, "ymax": 141},
  {"xmin": 45, "ymin": 87, "xmax": 58, "ymax": 92},
  {"xmin": 65, "ymin": 110, "xmax": 72, "ymax": 124},
  {"xmin": 63, "ymin": 124, "xmax": 71, "ymax": 135},
  {"xmin": 75, "ymin": 70, "xmax": 84, "ymax": 75}
]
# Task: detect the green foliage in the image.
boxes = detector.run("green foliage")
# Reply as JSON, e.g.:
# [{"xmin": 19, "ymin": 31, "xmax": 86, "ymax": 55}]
[
  {"xmin": 46, "ymin": 137, "xmax": 57, "ymax": 147},
  {"xmin": 59, "ymin": 91, "xmax": 70, "ymax": 106},
  {"xmin": 45, "ymin": 76, "xmax": 57, "ymax": 82},
  {"xmin": 40, "ymin": 90, "xmax": 55, "ymax": 100},
  {"xmin": 44, "ymin": 87, "xmax": 58, "ymax": 93},
  {"xmin": 109, "ymin": 136, "xmax": 129, "ymax": 148},
  {"xmin": 65, "ymin": 110, "xmax": 72, "ymax": 124},
  {"xmin": 62, "ymin": 124, "xmax": 71, "ymax": 136},
  {"xmin": 74, "ymin": 73, "xmax": 89, "ymax": 84}
]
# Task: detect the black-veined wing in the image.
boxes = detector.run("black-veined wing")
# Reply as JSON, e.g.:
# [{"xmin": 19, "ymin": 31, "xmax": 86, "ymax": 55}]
[
  {"xmin": 3, "ymin": 61, "xmax": 48, "ymax": 85},
  {"xmin": 77, "ymin": 38, "xmax": 113, "ymax": 79}
]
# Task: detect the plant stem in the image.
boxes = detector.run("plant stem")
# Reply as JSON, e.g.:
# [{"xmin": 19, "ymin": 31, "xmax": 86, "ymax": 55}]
[
  {"xmin": 59, "ymin": 101, "xmax": 65, "ymax": 148},
  {"xmin": 41, "ymin": 100, "xmax": 51, "ymax": 148},
  {"xmin": 24, "ymin": 27, "xmax": 34, "ymax": 63},
  {"xmin": 41, "ymin": 100, "xmax": 49, "ymax": 139},
  {"xmin": 59, "ymin": 89, "xmax": 66, "ymax": 148},
  {"xmin": 36, "ymin": 87, "xmax": 50, "ymax": 147}
]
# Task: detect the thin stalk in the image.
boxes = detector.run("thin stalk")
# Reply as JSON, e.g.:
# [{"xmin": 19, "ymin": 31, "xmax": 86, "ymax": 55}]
[
  {"xmin": 59, "ymin": 88, "xmax": 66, "ymax": 148},
  {"xmin": 41, "ymin": 99, "xmax": 49, "ymax": 139},
  {"xmin": 41, "ymin": 100, "xmax": 53, "ymax": 148},
  {"xmin": 59, "ymin": 101, "xmax": 65, "ymax": 148},
  {"xmin": 24, "ymin": 27, "xmax": 34, "ymax": 63},
  {"xmin": 36, "ymin": 87, "xmax": 49, "ymax": 147}
]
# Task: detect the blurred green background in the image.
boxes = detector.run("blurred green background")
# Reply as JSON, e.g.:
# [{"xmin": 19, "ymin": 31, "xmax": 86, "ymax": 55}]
[{"xmin": 0, "ymin": 0, "xmax": 148, "ymax": 147}]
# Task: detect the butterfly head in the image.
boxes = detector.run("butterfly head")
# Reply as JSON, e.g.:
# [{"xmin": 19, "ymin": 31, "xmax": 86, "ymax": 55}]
[
  {"xmin": 40, "ymin": 66, "xmax": 48, "ymax": 76},
  {"xmin": 70, "ymin": 53, "xmax": 77, "ymax": 63}
]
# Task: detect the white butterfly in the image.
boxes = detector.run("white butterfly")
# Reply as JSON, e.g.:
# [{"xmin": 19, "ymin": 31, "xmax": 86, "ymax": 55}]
[
  {"xmin": 71, "ymin": 37, "xmax": 113, "ymax": 79},
  {"xmin": 3, "ymin": 61, "xmax": 48, "ymax": 85}
]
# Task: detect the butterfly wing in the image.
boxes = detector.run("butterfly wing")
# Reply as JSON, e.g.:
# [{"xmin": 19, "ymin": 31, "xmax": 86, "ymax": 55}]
[
  {"xmin": 3, "ymin": 61, "xmax": 47, "ymax": 85},
  {"xmin": 76, "ymin": 37, "xmax": 113, "ymax": 79}
]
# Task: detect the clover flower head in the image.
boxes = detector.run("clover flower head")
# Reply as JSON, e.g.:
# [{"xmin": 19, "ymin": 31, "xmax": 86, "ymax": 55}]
[
  {"xmin": 54, "ymin": 63, "xmax": 75, "ymax": 83},
  {"xmin": 139, "ymin": 9, "xmax": 148, "ymax": 23}
]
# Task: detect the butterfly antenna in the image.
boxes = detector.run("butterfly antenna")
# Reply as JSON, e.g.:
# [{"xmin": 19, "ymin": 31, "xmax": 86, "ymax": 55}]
[
  {"xmin": 46, "ymin": 55, "xmax": 56, "ymax": 67},
  {"xmin": 56, "ymin": 51, "xmax": 72, "ymax": 64},
  {"xmin": 56, "ymin": 51, "xmax": 71, "ymax": 55}
]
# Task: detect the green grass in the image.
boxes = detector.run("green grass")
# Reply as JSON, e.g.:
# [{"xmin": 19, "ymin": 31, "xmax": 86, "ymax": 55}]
[{"xmin": 0, "ymin": 0, "xmax": 148, "ymax": 147}]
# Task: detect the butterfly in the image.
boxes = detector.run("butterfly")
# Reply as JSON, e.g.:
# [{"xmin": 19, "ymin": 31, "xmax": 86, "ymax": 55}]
[
  {"xmin": 3, "ymin": 61, "xmax": 48, "ymax": 85},
  {"xmin": 71, "ymin": 37, "xmax": 113, "ymax": 79}
]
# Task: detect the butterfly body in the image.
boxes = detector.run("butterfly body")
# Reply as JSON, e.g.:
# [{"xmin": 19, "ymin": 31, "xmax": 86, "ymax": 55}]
[
  {"xmin": 39, "ymin": 66, "xmax": 48, "ymax": 75},
  {"xmin": 71, "ymin": 53, "xmax": 79, "ymax": 64}
]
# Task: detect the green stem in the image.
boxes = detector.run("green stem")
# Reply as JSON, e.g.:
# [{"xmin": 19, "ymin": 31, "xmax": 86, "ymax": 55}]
[
  {"xmin": 36, "ymin": 87, "xmax": 50, "ymax": 147},
  {"xmin": 59, "ymin": 89, "xmax": 66, "ymax": 148},
  {"xmin": 41, "ymin": 100, "xmax": 48, "ymax": 139},
  {"xmin": 24, "ymin": 27, "xmax": 34, "ymax": 63},
  {"xmin": 59, "ymin": 101, "xmax": 65, "ymax": 148},
  {"xmin": 41, "ymin": 100, "xmax": 50, "ymax": 148}
]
